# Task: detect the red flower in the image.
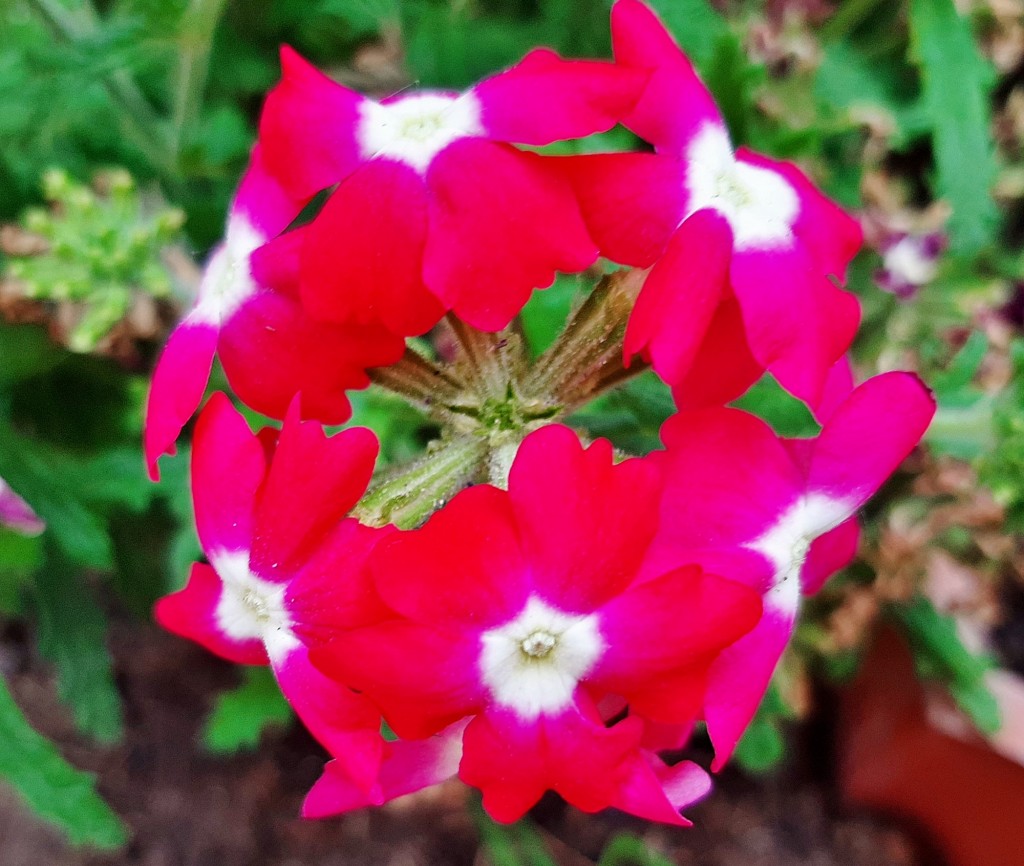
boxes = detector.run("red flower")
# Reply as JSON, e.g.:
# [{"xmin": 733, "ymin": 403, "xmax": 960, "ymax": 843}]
[
  {"xmin": 304, "ymin": 425, "xmax": 761, "ymax": 823},
  {"xmin": 258, "ymin": 48, "xmax": 647, "ymax": 334},
  {"xmin": 566, "ymin": 0, "xmax": 863, "ymax": 410}
]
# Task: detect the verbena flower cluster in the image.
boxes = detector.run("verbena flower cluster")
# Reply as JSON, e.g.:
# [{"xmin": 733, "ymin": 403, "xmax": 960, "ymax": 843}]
[{"xmin": 144, "ymin": 0, "xmax": 935, "ymax": 826}]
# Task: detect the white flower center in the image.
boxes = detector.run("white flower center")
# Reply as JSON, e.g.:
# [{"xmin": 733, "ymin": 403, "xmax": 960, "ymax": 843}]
[
  {"xmin": 745, "ymin": 493, "xmax": 854, "ymax": 615},
  {"xmin": 193, "ymin": 215, "xmax": 263, "ymax": 326},
  {"xmin": 479, "ymin": 596, "xmax": 604, "ymax": 721},
  {"xmin": 685, "ymin": 123, "xmax": 799, "ymax": 251},
  {"xmin": 211, "ymin": 549, "xmax": 299, "ymax": 664},
  {"xmin": 357, "ymin": 93, "xmax": 484, "ymax": 174}
]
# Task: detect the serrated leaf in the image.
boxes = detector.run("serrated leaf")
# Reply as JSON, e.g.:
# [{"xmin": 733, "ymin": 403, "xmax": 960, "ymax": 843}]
[
  {"xmin": 909, "ymin": 0, "xmax": 998, "ymax": 255},
  {"xmin": 32, "ymin": 545, "xmax": 123, "ymax": 743},
  {"xmin": 0, "ymin": 674, "xmax": 126, "ymax": 849},
  {"xmin": 202, "ymin": 666, "xmax": 291, "ymax": 754},
  {"xmin": 520, "ymin": 273, "xmax": 585, "ymax": 357}
]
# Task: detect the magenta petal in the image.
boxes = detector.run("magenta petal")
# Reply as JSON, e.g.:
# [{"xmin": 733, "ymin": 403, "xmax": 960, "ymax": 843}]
[
  {"xmin": 595, "ymin": 567, "xmax": 762, "ymax": 722},
  {"xmin": 250, "ymin": 403, "xmax": 377, "ymax": 578},
  {"xmin": 808, "ymin": 372, "xmax": 935, "ymax": 507},
  {"xmin": 802, "ymin": 518, "xmax": 860, "ymax": 596},
  {"xmin": 191, "ymin": 393, "xmax": 265, "ymax": 555},
  {"xmin": 610, "ymin": 753, "xmax": 711, "ymax": 826},
  {"xmin": 705, "ymin": 608, "xmax": 796, "ymax": 770},
  {"xmin": 671, "ymin": 297, "xmax": 764, "ymax": 410},
  {"xmin": 737, "ymin": 148, "xmax": 863, "ymax": 281},
  {"xmin": 659, "ymin": 408, "xmax": 803, "ymax": 549},
  {"xmin": 460, "ymin": 707, "xmax": 644, "ymax": 823},
  {"xmin": 302, "ymin": 721, "xmax": 467, "ymax": 819},
  {"xmin": 474, "ymin": 48, "xmax": 647, "ymax": 145},
  {"xmin": 611, "ymin": 0, "xmax": 723, "ymax": 154},
  {"xmin": 508, "ymin": 426, "xmax": 662, "ymax": 612},
  {"xmin": 273, "ymin": 647, "xmax": 383, "ymax": 787},
  {"xmin": 372, "ymin": 485, "xmax": 528, "ymax": 628},
  {"xmin": 311, "ymin": 621, "xmax": 485, "ymax": 741},
  {"xmin": 218, "ymin": 289, "xmax": 404, "ymax": 425},
  {"xmin": 810, "ymin": 355, "xmax": 856, "ymax": 425},
  {"xmin": 259, "ymin": 46, "xmax": 367, "ymax": 201},
  {"xmin": 144, "ymin": 317, "xmax": 218, "ymax": 480},
  {"xmin": 233, "ymin": 145, "xmax": 305, "ymax": 240},
  {"xmin": 624, "ymin": 210, "xmax": 732, "ymax": 383},
  {"xmin": 299, "ymin": 160, "xmax": 445, "ymax": 336},
  {"xmin": 424, "ymin": 139, "xmax": 598, "ymax": 331},
  {"xmin": 154, "ymin": 562, "xmax": 268, "ymax": 665},
  {"xmin": 730, "ymin": 243, "xmax": 860, "ymax": 406},
  {"xmin": 0, "ymin": 479, "xmax": 44, "ymax": 536},
  {"xmin": 563, "ymin": 152, "xmax": 688, "ymax": 267}
]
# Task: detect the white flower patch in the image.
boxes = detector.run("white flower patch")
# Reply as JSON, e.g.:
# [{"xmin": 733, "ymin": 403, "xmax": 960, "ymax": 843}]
[
  {"xmin": 358, "ymin": 93, "xmax": 484, "ymax": 175},
  {"xmin": 746, "ymin": 493, "xmax": 854, "ymax": 616},
  {"xmin": 192, "ymin": 214, "xmax": 263, "ymax": 326},
  {"xmin": 684, "ymin": 123, "xmax": 800, "ymax": 251},
  {"xmin": 211, "ymin": 549, "xmax": 300, "ymax": 664},
  {"xmin": 479, "ymin": 595, "xmax": 604, "ymax": 721}
]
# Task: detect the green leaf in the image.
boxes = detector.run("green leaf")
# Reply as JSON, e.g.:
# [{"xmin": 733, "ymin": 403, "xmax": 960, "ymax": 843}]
[
  {"xmin": 0, "ymin": 526, "xmax": 42, "ymax": 615},
  {"xmin": 202, "ymin": 666, "xmax": 292, "ymax": 754},
  {"xmin": 930, "ymin": 330, "xmax": 988, "ymax": 403},
  {"xmin": 0, "ymin": 674, "xmax": 127, "ymax": 849},
  {"xmin": 32, "ymin": 545, "xmax": 123, "ymax": 743},
  {"xmin": 909, "ymin": 0, "xmax": 999, "ymax": 255},
  {"xmin": 890, "ymin": 595, "xmax": 1001, "ymax": 735},
  {"xmin": 520, "ymin": 274, "xmax": 586, "ymax": 357},
  {"xmin": 732, "ymin": 374, "xmax": 821, "ymax": 438},
  {"xmin": 0, "ymin": 322, "xmax": 65, "ymax": 387},
  {"xmin": 598, "ymin": 834, "xmax": 674, "ymax": 866}
]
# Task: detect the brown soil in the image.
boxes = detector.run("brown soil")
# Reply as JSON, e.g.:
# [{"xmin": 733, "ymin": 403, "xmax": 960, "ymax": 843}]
[{"xmin": 0, "ymin": 616, "xmax": 929, "ymax": 866}]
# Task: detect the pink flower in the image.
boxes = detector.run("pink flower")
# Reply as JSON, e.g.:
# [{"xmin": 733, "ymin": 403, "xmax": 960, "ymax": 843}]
[
  {"xmin": 566, "ymin": 0, "xmax": 863, "ymax": 410},
  {"xmin": 154, "ymin": 393, "xmax": 389, "ymax": 796},
  {"xmin": 304, "ymin": 425, "xmax": 761, "ymax": 823},
  {"xmin": 258, "ymin": 48, "xmax": 648, "ymax": 334},
  {"xmin": 0, "ymin": 478, "xmax": 44, "ymax": 536},
  {"xmin": 650, "ymin": 372, "xmax": 935, "ymax": 767},
  {"xmin": 143, "ymin": 147, "xmax": 404, "ymax": 479}
]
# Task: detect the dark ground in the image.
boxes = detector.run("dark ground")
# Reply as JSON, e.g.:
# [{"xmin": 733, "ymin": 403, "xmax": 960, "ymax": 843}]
[{"xmin": 0, "ymin": 615, "xmax": 932, "ymax": 866}]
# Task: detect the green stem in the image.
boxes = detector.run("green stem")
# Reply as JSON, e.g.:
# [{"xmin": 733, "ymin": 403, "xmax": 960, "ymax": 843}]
[
  {"xmin": 170, "ymin": 0, "xmax": 228, "ymax": 160},
  {"xmin": 368, "ymin": 346, "xmax": 473, "ymax": 421}
]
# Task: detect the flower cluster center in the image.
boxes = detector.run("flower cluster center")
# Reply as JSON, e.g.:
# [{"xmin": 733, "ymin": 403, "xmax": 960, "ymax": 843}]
[{"xmin": 520, "ymin": 629, "xmax": 558, "ymax": 658}]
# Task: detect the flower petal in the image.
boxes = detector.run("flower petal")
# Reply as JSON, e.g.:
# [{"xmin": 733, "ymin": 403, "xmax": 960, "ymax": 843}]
[
  {"xmin": 154, "ymin": 562, "xmax": 269, "ymax": 665},
  {"xmin": 705, "ymin": 608, "xmax": 796, "ymax": 770},
  {"xmin": 423, "ymin": 139, "xmax": 597, "ymax": 332},
  {"xmin": 610, "ymin": 753, "xmax": 711, "ymax": 826},
  {"xmin": 259, "ymin": 46, "xmax": 367, "ymax": 201},
  {"xmin": 671, "ymin": 297, "xmax": 764, "ymax": 410},
  {"xmin": 299, "ymin": 160, "xmax": 445, "ymax": 336},
  {"xmin": 302, "ymin": 721, "xmax": 467, "ymax": 818},
  {"xmin": 372, "ymin": 485, "xmax": 529, "ymax": 628},
  {"xmin": 250, "ymin": 402, "xmax": 378, "ymax": 578},
  {"xmin": 730, "ymin": 243, "xmax": 860, "ymax": 406},
  {"xmin": 144, "ymin": 317, "xmax": 219, "ymax": 480},
  {"xmin": 218, "ymin": 289, "xmax": 404, "ymax": 425},
  {"xmin": 563, "ymin": 152, "xmax": 688, "ymax": 267},
  {"xmin": 191, "ymin": 393, "xmax": 265, "ymax": 555},
  {"xmin": 802, "ymin": 517, "xmax": 860, "ymax": 596},
  {"xmin": 737, "ymin": 148, "xmax": 862, "ymax": 282},
  {"xmin": 474, "ymin": 48, "xmax": 647, "ymax": 145},
  {"xmin": 808, "ymin": 372, "xmax": 935, "ymax": 507},
  {"xmin": 611, "ymin": 0, "xmax": 723, "ymax": 154},
  {"xmin": 508, "ymin": 426, "xmax": 662, "ymax": 612},
  {"xmin": 624, "ymin": 209, "xmax": 732, "ymax": 383}
]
